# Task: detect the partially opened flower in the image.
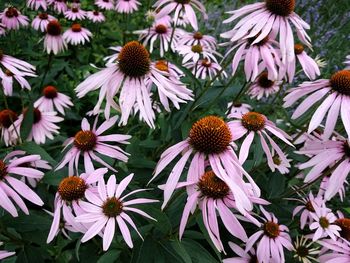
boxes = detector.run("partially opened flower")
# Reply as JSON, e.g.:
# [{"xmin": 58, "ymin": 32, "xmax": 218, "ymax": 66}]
[
  {"xmin": 64, "ymin": 7, "xmax": 86, "ymax": 20},
  {"xmin": 27, "ymin": 0, "xmax": 47, "ymax": 10},
  {"xmin": 245, "ymin": 206, "xmax": 293, "ymax": 263},
  {"xmin": 184, "ymin": 58, "xmax": 227, "ymax": 80},
  {"xmin": 150, "ymin": 115, "xmax": 261, "ymax": 214},
  {"xmin": 47, "ymin": 0, "xmax": 68, "ymax": 13},
  {"xmin": 44, "ymin": 20, "xmax": 67, "ymax": 55},
  {"xmin": 177, "ymin": 44, "xmax": 219, "ymax": 64},
  {"xmin": 223, "ymin": 242, "xmax": 257, "ymax": 263},
  {"xmin": 178, "ymin": 31, "xmax": 216, "ymax": 50},
  {"xmin": 86, "ymin": 10, "xmax": 105, "ymax": 23},
  {"xmin": 310, "ymin": 205, "xmax": 340, "ymax": 241},
  {"xmin": 247, "ymin": 71, "xmax": 282, "ymax": 100},
  {"xmin": 0, "ymin": 7, "xmax": 29, "ymax": 30},
  {"xmin": 0, "ymin": 151, "xmax": 44, "ymax": 217},
  {"xmin": 318, "ymin": 239, "xmax": 350, "ymax": 263},
  {"xmin": 292, "ymin": 236, "xmax": 320, "ymax": 263},
  {"xmin": 47, "ymin": 168, "xmax": 108, "ymax": 243},
  {"xmin": 95, "ymin": 0, "xmax": 114, "ymax": 10},
  {"xmin": 56, "ymin": 116, "xmax": 130, "ymax": 174},
  {"xmin": 115, "ymin": 0, "xmax": 141, "ymax": 13},
  {"xmin": 15, "ymin": 107, "xmax": 63, "ymax": 144},
  {"xmin": 0, "ymin": 68, "xmax": 36, "ymax": 96},
  {"xmin": 63, "ymin": 23, "xmax": 92, "ymax": 46},
  {"xmin": 229, "ymin": 111, "xmax": 294, "ymax": 171},
  {"xmin": 31, "ymin": 12, "xmax": 56, "ymax": 32},
  {"xmin": 0, "ymin": 109, "xmax": 20, "ymax": 146},
  {"xmin": 34, "ymin": 85, "xmax": 73, "ymax": 115},
  {"xmin": 76, "ymin": 174, "xmax": 158, "ymax": 250},
  {"xmin": 283, "ymin": 70, "xmax": 350, "ymax": 139},
  {"xmin": 222, "ymin": 0, "xmax": 311, "ymax": 67},
  {"xmin": 154, "ymin": 0, "xmax": 207, "ymax": 31}
]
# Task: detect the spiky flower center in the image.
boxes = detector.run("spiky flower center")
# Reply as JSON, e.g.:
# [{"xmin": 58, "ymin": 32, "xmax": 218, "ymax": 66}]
[
  {"xmin": 102, "ymin": 197, "xmax": 123, "ymax": 217},
  {"xmin": 93, "ymin": 10, "xmax": 100, "ymax": 15},
  {"xmin": 5, "ymin": 7, "xmax": 19, "ymax": 18},
  {"xmin": 47, "ymin": 20, "xmax": 62, "ymax": 36},
  {"xmin": 319, "ymin": 217, "xmax": 329, "ymax": 229},
  {"xmin": 265, "ymin": 0, "xmax": 295, "ymax": 17},
  {"xmin": 263, "ymin": 221, "xmax": 280, "ymax": 238},
  {"xmin": 258, "ymin": 72, "xmax": 274, "ymax": 88},
  {"xmin": 71, "ymin": 23, "xmax": 82, "ymax": 32},
  {"xmin": 175, "ymin": 0, "xmax": 191, "ymax": 4},
  {"xmin": 305, "ymin": 201, "xmax": 315, "ymax": 212},
  {"xmin": 193, "ymin": 32, "xmax": 203, "ymax": 40},
  {"xmin": 294, "ymin": 44, "xmax": 304, "ymax": 55},
  {"xmin": 198, "ymin": 171, "xmax": 230, "ymax": 199},
  {"xmin": 242, "ymin": 112, "xmax": 266, "ymax": 131},
  {"xmin": 74, "ymin": 130, "xmax": 97, "ymax": 151},
  {"xmin": 189, "ymin": 116, "xmax": 232, "ymax": 154},
  {"xmin": 72, "ymin": 7, "xmax": 79, "ymax": 13},
  {"xmin": 191, "ymin": 44, "xmax": 203, "ymax": 53},
  {"xmin": 43, "ymin": 85, "xmax": 58, "ymax": 99},
  {"xmin": 58, "ymin": 177, "xmax": 87, "ymax": 202},
  {"xmin": 118, "ymin": 41, "xmax": 151, "ymax": 78},
  {"xmin": 336, "ymin": 218, "xmax": 350, "ymax": 241},
  {"xmin": 155, "ymin": 60, "xmax": 169, "ymax": 72},
  {"xmin": 296, "ymin": 246, "xmax": 309, "ymax": 257},
  {"xmin": 155, "ymin": 24, "xmax": 167, "ymax": 34},
  {"xmin": 330, "ymin": 70, "xmax": 350, "ymax": 96},
  {"xmin": 201, "ymin": 58, "xmax": 212, "ymax": 68},
  {"xmin": 0, "ymin": 109, "xmax": 18, "ymax": 128},
  {"xmin": 39, "ymin": 13, "xmax": 49, "ymax": 20},
  {"xmin": 0, "ymin": 160, "xmax": 8, "ymax": 180}
]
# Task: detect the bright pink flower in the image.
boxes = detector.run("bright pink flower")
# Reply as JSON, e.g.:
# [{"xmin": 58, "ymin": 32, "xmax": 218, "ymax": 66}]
[
  {"xmin": 150, "ymin": 115, "xmax": 261, "ymax": 214},
  {"xmin": 184, "ymin": 58, "xmax": 227, "ymax": 80},
  {"xmin": 0, "ymin": 7, "xmax": 29, "ymax": 30},
  {"xmin": 309, "ymin": 205, "xmax": 340, "ymax": 241},
  {"xmin": 75, "ymin": 174, "xmax": 158, "ymax": 250},
  {"xmin": 245, "ymin": 206, "xmax": 293, "ymax": 263},
  {"xmin": 154, "ymin": 0, "xmax": 207, "ymax": 31},
  {"xmin": 0, "ymin": 109, "xmax": 20, "ymax": 146},
  {"xmin": 115, "ymin": 0, "xmax": 140, "ymax": 13},
  {"xmin": 247, "ymin": 71, "xmax": 282, "ymax": 100},
  {"xmin": 0, "ymin": 151, "xmax": 45, "ymax": 217},
  {"xmin": 31, "ymin": 12, "xmax": 56, "ymax": 32},
  {"xmin": 47, "ymin": 0, "xmax": 68, "ymax": 13},
  {"xmin": 95, "ymin": 0, "xmax": 114, "ymax": 10},
  {"xmin": 64, "ymin": 7, "xmax": 86, "ymax": 20},
  {"xmin": 56, "ymin": 116, "xmax": 130, "ymax": 174},
  {"xmin": 318, "ymin": 239, "xmax": 350, "ymax": 263},
  {"xmin": 86, "ymin": 10, "xmax": 105, "ymax": 23},
  {"xmin": 63, "ymin": 23, "xmax": 92, "ymax": 45},
  {"xmin": 223, "ymin": 242, "xmax": 257, "ymax": 263},
  {"xmin": 283, "ymin": 70, "xmax": 350, "ymax": 139},
  {"xmin": 27, "ymin": 0, "xmax": 47, "ymax": 10},
  {"xmin": 222, "ymin": 1, "xmax": 311, "ymax": 69},
  {"xmin": 297, "ymin": 136, "xmax": 350, "ymax": 200},
  {"xmin": 229, "ymin": 111, "xmax": 293, "ymax": 171},
  {"xmin": 44, "ymin": 20, "xmax": 67, "ymax": 54},
  {"xmin": 47, "ymin": 168, "xmax": 108, "ymax": 243},
  {"xmin": 34, "ymin": 85, "xmax": 73, "ymax": 115}
]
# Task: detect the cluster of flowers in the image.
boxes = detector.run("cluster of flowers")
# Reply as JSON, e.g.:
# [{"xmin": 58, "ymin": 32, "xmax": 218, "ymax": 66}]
[{"xmin": 1, "ymin": 0, "xmax": 350, "ymax": 262}]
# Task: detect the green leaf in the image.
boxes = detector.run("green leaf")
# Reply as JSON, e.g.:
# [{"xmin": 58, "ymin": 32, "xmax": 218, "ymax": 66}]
[
  {"xmin": 19, "ymin": 141, "xmax": 57, "ymax": 165},
  {"xmin": 170, "ymin": 239, "xmax": 192, "ymax": 263},
  {"xmin": 182, "ymin": 239, "xmax": 220, "ymax": 263},
  {"xmin": 97, "ymin": 249, "xmax": 121, "ymax": 263},
  {"xmin": 20, "ymin": 103, "xmax": 33, "ymax": 141}
]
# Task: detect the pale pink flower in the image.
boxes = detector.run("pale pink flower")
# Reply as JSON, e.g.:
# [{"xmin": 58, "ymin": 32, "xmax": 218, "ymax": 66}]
[
  {"xmin": 222, "ymin": 1, "xmax": 311, "ymax": 68},
  {"xmin": 95, "ymin": 0, "xmax": 114, "ymax": 10},
  {"xmin": 318, "ymin": 176, "xmax": 347, "ymax": 202},
  {"xmin": 149, "ymin": 115, "xmax": 261, "ymax": 214},
  {"xmin": 134, "ymin": 22, "xmax": 182, "ymax": 57},
  {"xmin": 345, "ymin": 55, "xmax": 350, "ymax": 69},
  {"xmin": 297, "ymin": 136, "xmax": 350, "ymax": 200},
  {"xmin": 14, "ymin": 107, "xmax": 63, "ymax": 144},
  {"xmin": 229, "ymin": 111, "xmax": 294, "ymax": 171},
  {"xmin": 27, "ymin": 0, "xmax": 47, "ymax": 10},
  {"xmin": 245, "ymin": 206, "xmax": 293, "ymax": 263},
  {"xmin": 31, "ymin": 12, "xmax": 56, "ymax": 32},
  {"xmin": 310, "ymin": 205, "xmax": 340, "ymax": 241},
  {"xmin": 47, "ymin": 0, "xmax": 68, "ymax": 13},
  {"xmin": 56, "ymin": 116, "xmax": 130, "ymax": 175},
  {"xmin": 34, "ymin": 85, "xmax": 73, "ymax": 115},
  {"xmin": 86, "ymin": 10, "xmax": 105, "ymax": 23},
  {"xmin": 178, "ymin": 31, "xmax": 216, "ymax": 50},
  {"xmin": 0, "ymin": 68, "xmax": 36, "ymax": 96},
  {"xmin": 0, "ymin": 109, "xmax": 20, "ymax": 146},
  {"xmin": 0, "ymin": 7, "xmax": 29, "ymax": 30},
  {"xmin": 63, "ymin": 23, "xmax": 92, "ymax": 45},
  {"xmin": 75, "ymin": 174, "xmax": 158, "ymax": 250},
  {"xmin": 221, "ymin": 31, "xmax": 281, "ymax": 82},
  {"xmin": 223, "ymin": 242, "xmax": 257, "ymax": 263},
  {"xmin": 154, "ymin": 0, "xmax": 207, "ymax": 31},
  {"xmin": 271, "ymin": 149, "xmax": 291, "ymax": 174},
  {"xmin": 115, "ymin": 0, "xmax": 140, "ymax": 13},
  {"xmin": 0, "ymin": 243, "xmax": 15, "ymax": 261},
  {"xmin": 44, "ymin": 20, "xmax": 67, "ymax": 55},
  {"xmin": 227, "ymin": 102, "xmax": 251, "ymax": 119},
  {"xmin": 184, "ymin": 58, "xmax": 227, "ymax": 80},
  {"xmin": 283, "ymin": 70, "xmax": 350, "ymax": 139},
  {"xmin": 64, "ymin": 7, "xmax": 86, "ymax": 20},
  {"xmin": 47, "ymin": 168, "xmax": 108, "ymax": 243},
  {"xmin": 318, "ymin": 239, "xmax": 350, "ymax": 263},
  {"xmin": 247, "ymin": 71, "xmax": 282, "ymax": 100},
  {"xmin": 76, "ymin": 41, "xmax": 193, "ymax": 128},
  {"xmin": 0, "ymin": 151, "xmax": 45, "ymax": 217},
  {"xmin": 177, "ymin": 44, "xmax": 219, "ymax": 64}
]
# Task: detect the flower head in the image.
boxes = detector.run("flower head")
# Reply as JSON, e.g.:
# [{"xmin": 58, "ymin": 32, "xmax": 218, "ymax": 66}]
[
  {"xmin": 248, "ymin": 71, "xmax": 282, "ymax": 100},
  {"xmin": 44, "ymin": 20, "xmax": 67, "ymax": 54},
  {"xmin": 86, "ymin": 10, "xmax": 105, "ymax": 23},
  {"xmin": 0, "ymin": 7, "xmax": 29, "ymax": 30},
  {"xmin": 27, "ymin": 0, "xmax": 48, "ymax": 10},
  {"xmin": 31, "ymin": 12, "xmax": 56, "ymax": 32},
  {"xmin": 309, "ymin": 205, "xmax": 340, "ymax": 241},
  {"xmin": 115, "ymin": 0, "xmax": 141, "ymax": 13},
  {"xmin": 63, "ymin": 23, "xmax": 92, "ymax": 45}
]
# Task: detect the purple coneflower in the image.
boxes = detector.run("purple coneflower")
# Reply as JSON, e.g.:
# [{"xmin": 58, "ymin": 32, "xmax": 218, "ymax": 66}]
[
  {"xmin": 95, "ymin": 0, "xmax": 114, "ymax": 10},
  {"xmin": 115, "ymin": 0, "xmax": 140, "ymax": 13},
  {"xmin": 44, "ymin": 20, "xmax": 67, "ymax": 54},
  {"xmin": 63, "ymin": 23, "xmax": 92, "ymax": 46},
  {"xmin": 178, "ymin": 31, "xmax": 216, "ymax": 50},
  {"xmin": 227, "ymin": 102, "xmax": 252, "ymax": 119},
  {"xmin": 86, "ymin": 10, "xmax": 105, "ymax": 23},
  {"xmin": 64, "ymin": 6, "xmax": 86, "ymax": 20},
  {"xmin": 292, "ymin": 236, "xmax": 320, "ymax": 263},
  {"xmin": 309, "ymin": 205, "xmax": 340, "ymax": 241},
  {"xmin": 0, "ymin": 109, "xmax": 19, "ymax": 146},
  {"xmin": 27, "ymin": 0, "xmax": 47, "ymax": 10},
  {"xmin": 31, "ymin": 12, "xmax": 55, "ymax": 32},
  {"xmin": 177, "ymin": 44, "xmax": 219, "ymax": 64},
  {"xmin": 223, "ymin": 242, "xmax": 258, "ymax": 263},
  {"xmin": 0, "ymin": 243, "xmax": 15, "ymax": 260},
  {"xmin": 184, "ymin": 58, "xmax": 227, "ymax": 80},
  {"xmin": 247, "ymin": 71, "xmax": 282, "ymax": 100},
  {"xmin": 47, "ymin": 0, "xmax": 68, "ymax": 13},
  {"xmin": 318, "ymin": 238, "xmax": 350, "ymax": 263},
  {"xmin": 0, "ymin": 7, "xmax": 29, "ymax": 30},
  {"xmin": 0, "ymin": 68, "xmax": 36, "ymax": 96}
]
